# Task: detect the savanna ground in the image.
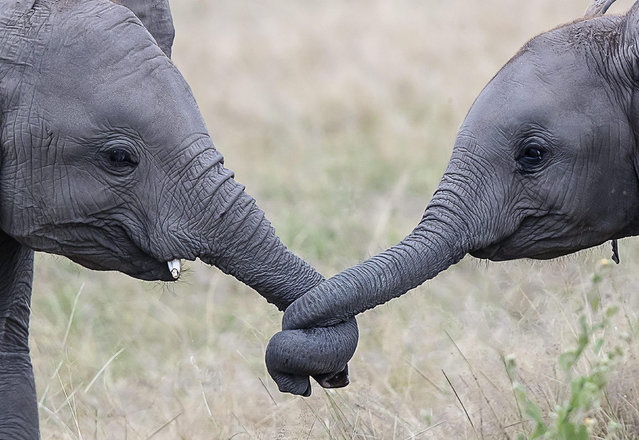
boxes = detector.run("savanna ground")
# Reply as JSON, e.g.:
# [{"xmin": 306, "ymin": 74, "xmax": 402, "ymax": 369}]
[{"xmin": 33, "ymin": 0, "xmax": 639, "ymax": 438}]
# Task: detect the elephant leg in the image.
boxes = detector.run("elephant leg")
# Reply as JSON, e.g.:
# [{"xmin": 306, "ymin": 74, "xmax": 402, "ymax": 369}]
[
  {"xmin": 0, "ymin": 353, "xmax": 38, "ymax": 439},
  {"xmin": 0, "ymin": 232, "xmax": 38, "ymax": 439}
]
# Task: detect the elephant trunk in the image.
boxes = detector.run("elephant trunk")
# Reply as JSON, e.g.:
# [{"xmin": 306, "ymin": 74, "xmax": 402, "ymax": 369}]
[
  {"xmin": 265, "ymin": 159, "xmax": 495, "ymax": 395},
  {"xmin": 186, "ymin": 156, "xmax": 324, "ymax": 311},
  {"xmin": 175, "ymin": 148, "xmax": 357, "ymax": 395},
  {"xmin": 198, "ymin": 176, "xmax": 325, "ymax": 311},
  {"xmin": 282, "ymin": 216, "xmax": 469, "ymax": 330},
  {"xmin": 153, "ymin": 137, "xmax": 326, "ymax": 311}
]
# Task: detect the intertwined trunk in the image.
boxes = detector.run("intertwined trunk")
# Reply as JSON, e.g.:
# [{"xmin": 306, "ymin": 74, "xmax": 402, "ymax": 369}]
[
  {"xmin": 264, "ymin": 155, "xmax": 499, "ymax": 394},
  {"xmin": 182, "ymin": 151, "xmax": 356, "ymax": 395},
  {"xmin": 264, "ymin": 203, "xmax": 471, "ymax": 394}
]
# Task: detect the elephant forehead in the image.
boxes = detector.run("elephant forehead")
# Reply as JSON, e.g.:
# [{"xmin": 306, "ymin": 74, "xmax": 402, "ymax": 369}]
[
  {"xmin": 36, "ymin": 63, "xmax": 197, "ymax": 134},
  {"xmin": 462, "ymin": 46, "xmax": 607, "ymax": 141},
  {"xmin": 32, "ymin": 1, "xmax": 205, "ymax": 140}
]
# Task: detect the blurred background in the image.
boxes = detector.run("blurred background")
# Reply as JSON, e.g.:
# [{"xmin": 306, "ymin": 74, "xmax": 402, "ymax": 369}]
[{"xmin": 33, "ymin": 0, "xmax": 639, "ymax": 438}]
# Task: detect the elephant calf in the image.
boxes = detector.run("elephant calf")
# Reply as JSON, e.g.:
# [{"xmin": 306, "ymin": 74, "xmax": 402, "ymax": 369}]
[
  {"xmin": 265, "ymin": 0, "xmax": 639, "ymax": 394},
  {"xmin": 0, "ymin": 0, "xmax": 351, "ymax": 437}
]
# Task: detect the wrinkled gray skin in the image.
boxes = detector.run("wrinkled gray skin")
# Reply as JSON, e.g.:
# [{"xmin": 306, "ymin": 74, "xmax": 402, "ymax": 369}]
[
  {"xmin": 0, "ymin": 0, "xmax": 351, "ymax": 437},
  {"xmin": 266, "ymin": 2, "xmax": 639, "ymax": 394}
]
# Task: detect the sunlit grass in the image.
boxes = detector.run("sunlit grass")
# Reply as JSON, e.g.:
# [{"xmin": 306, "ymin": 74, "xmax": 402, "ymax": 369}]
[{"xmin": 31, "ymin": 0, "xmax": 639, "ymax": 438}]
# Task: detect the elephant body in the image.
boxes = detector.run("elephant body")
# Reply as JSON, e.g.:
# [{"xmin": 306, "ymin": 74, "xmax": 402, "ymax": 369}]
[
  {"xmin": 0, "ymin": 0, "xmax": 349, "ymax": 436},
  {"xmin": 265, "ymin": 1, "xmax": 639, "ymax": 394}
]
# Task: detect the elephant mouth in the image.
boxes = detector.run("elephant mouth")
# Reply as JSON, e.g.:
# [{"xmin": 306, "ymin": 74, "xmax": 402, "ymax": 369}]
[
  {"xmin": 118, "ymin": 257, "xmax": 177, "ymax": 281},
  {"xmin": 471, "ymin": 242, "xmax": 582, "ymax": 261},
  {"xmin": 470, "ymin": 216, "xmax": 608, "ymax": 262},
  {"xmin": 68, "ymin": 250, "xmax": 176, "ymax": 282},
  {"xmin": 31, "ymin": 222, "xmax": 179, "ymax": 282},
  {"xmin": 119, "ymin": 245, "xmax": 182, "ymax": 282},
  {"xmin": 116, "ymin": 224, "xmax": 184, "ymax": 281}
]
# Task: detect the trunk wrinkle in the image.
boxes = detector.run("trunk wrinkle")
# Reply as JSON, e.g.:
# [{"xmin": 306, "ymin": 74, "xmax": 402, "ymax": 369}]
[{"xmin": 196, "ymin": 170, "xmax": 325, "ymax": 310}]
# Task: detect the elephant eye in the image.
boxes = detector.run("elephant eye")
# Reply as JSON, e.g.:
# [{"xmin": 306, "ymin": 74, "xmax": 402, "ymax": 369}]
[
  {"xmin": 517, "ymin": 141, "xmax": 547, "ymax": 173},
  {"xmin": 105, "ymin": 147, "xmax": 139, "ymax": 168},
  {"xmin": 523, "ymin": 146, "xmax": 543, "ymax": 162}
]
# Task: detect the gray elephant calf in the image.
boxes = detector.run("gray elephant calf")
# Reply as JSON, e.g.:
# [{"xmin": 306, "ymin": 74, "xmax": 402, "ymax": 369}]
[
  {"xmin": 265, "ymin": 0, "xmax": 639, "ymax": 393},
  {"xmin": 0, "ymin": 0, "xmax": 351, "ymax": 437}
]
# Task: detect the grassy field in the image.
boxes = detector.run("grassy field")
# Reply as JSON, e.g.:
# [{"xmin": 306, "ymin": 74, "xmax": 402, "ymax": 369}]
[{"xmin": 32, "ymin": 0, "xmax": 639, "ymax": 438}]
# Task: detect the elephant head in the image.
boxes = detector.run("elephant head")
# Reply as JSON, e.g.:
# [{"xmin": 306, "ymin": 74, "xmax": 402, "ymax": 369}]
[
  {"xmin": 265, "ymin": 0, "xmax": 639, "ymax": 394},
  {"xmin": 0, "ymin": 0, "xmax": 352, "ymax": 436}
]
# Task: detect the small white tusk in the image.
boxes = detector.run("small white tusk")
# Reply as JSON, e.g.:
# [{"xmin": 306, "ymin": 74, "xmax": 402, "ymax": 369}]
[{"xmin": 167, "ymin": 259, "xmax": 181, "ymax": 280}]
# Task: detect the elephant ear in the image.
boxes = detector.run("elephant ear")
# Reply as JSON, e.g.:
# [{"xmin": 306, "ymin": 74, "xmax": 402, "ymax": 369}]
[
  {"xmin": 115, "ymin": 0, "xmax": 175, "ymax": 58},
  {"xmin": 585, "ymin": 0, "xmax": 617, "ymax": 18}
]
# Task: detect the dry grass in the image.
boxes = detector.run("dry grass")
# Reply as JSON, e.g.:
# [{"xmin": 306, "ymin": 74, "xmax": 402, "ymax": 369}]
[{"xmin": 32, "ymin": 0, "xmax": 639, "ymax": 438}]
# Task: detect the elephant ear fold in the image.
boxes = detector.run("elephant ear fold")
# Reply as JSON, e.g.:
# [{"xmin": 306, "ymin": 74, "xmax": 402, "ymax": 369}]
[
  {"xmin": 616, "ymin": 1, "xmax": 639, "ymax": 82},
  {"xmin": 624, "ymin": 1, "xmax": 639, "ymax": 50},
  {"xmin": 116, "ymin": 0, "xmax": 175, "ymax": 58}
]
